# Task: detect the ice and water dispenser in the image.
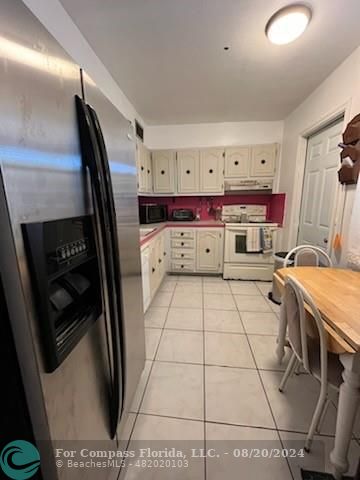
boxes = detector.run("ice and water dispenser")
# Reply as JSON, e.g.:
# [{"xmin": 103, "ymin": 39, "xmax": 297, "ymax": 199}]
[{"xmin": 23, "ymin": 215, "xmax": 102, "ymax": 372}]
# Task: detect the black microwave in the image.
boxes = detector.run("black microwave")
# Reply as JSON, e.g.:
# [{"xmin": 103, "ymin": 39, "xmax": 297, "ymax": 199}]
[{"xmin": 139, "ymin": 204, "xmax": 168, "ymax": 224}]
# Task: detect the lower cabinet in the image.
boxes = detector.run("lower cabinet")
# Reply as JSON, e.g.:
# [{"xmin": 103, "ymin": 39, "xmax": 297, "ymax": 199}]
[
  {"xmin": 141, "ymin": 230, "xmax": 166, "ymax": 312},
  {"xmin": 141, "ymin": 227, "xmax": 225, "ymax": 311},
  {"xmin": 140, "ymin": 246, "xmax": 151, "ymax": 312},
  {"xmin": 169, "ymin": 228, "xmax": 224, "ymax": 274},
  {"xmin": 196, "ymin": 229, "xmax": 223, "ymax": 273}
]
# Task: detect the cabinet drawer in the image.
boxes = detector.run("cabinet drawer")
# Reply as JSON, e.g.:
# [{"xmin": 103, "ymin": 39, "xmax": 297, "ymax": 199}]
[
  {"xmin": 171, "ymin": 239, "xmax": 194, "ymax": 249},
  {"xmin": 171, "ymin": 260, "xmax": 195, "ymax": 273},
  {"xmin": 171, "ymin": 250, "xmax": 195, "ymax": 260},
  {"xmin": 171, "ymin": 229, "xmax": 194, "ymax": 239}
]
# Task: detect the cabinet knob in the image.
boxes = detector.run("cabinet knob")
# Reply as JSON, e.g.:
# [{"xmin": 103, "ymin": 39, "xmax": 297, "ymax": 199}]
[
  {"xmin": 163, "ymin": 251, "xmax": 166, "ymax": 256},
  {"xmin": 234, "ymin": 161, "xmax": 239, "ymax": 166},
  {"xmin": 180, "ymin": 232, "xmax": 184, "ymax": 236},
  {"xmin": 141, "ymin": 166, "xmax": 144, "ymax": 171},
  {"xmin": 147, "ymin": 169, "xmax": 150, "ymax": 173},
  {"xmin": 152, "ymin": 267, "xmax": 155, "ymax": 273},
  {"xmin": 181, "ymin": 242, "xmax": 184, "ymax": 246},
  {"xmin": 181, "ymin": 265, "xmax": 184, "ymax": 268},
  {"xmin": 324, "ymin": 238, "xmax": 328, "ymax": 244},
  {"xmin": 209, "ymin": 169, "xmax": 213, "ymax": 174},
  {"xmin": 186, "ymin": 170, "xmax": 191, "ymax": 174},
  {"xmin": 261, "ymin": 159, "xmax": 266, "ymax": 165},
  {"xmin": 158, "ymin": 258, "xmax": 162, "ymax": 263},
  {"xmin": 161, "ymin": 170, "xmax": 165, "ymax": 175},
  {"xmin": 206, "ymin": 248, "xmax": 210, "ymax": 253},
  {"xmin": 181, "ymin": 253, "xmax": 184, "ymax": 257}
]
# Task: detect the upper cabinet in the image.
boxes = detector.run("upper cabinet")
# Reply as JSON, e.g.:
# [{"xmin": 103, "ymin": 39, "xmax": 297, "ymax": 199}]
[
  {"xmin": 137, "ymin": 142, "xmax": 278, "ymax": 195},
  {"xmin": 152, "ymin": 150, "xmax": 176, "ymax": 194},
  {"xmin": 199, "ymin": 148, "xmax": 224, "ymax": 193},
  {"xmin": 136, "ymin": 141, "xmax": 152, "ymax": 194},
  {"xmin": 177, "ymin": 149, "xmax": 200, "ymax": 194},
  {"xmin": 250, "ymin": 144, "xmax": 277, "ymax": 177},
  {"xmin": 224, "ymin": 146, "xmax": 250, "ymax": 178}
]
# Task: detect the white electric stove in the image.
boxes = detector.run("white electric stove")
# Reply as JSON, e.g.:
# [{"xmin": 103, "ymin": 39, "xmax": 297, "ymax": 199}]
[{"xmin": 222, "ymin": 205, "xmax": 278, "ymax": 281}]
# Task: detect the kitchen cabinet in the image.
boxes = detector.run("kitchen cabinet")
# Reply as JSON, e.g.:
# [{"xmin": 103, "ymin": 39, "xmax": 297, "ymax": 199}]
[
  {"xmin": 152, "ymin": 150, "xmax": 176, "ymax": 194},
  {"xmin": 224, "ymin": 146, "xmax": 250, "ymax": 178},
  {"xmin": 169, "ymin": 228, "xmax": 196, "ymax": 272},
  {"xmin": 250, "ymin": 144, "xmax": 276, "ymax": 177},
  {"xmin": 196, "ymin": 229, "xmax": 223, "ymax": 273},
  {"xmin": 148, "ymin": 230, "xmax": 166, "ymax": 299},
  {"xmin": 140, "ymin": 246, "xmax": 151, "ymax": 312},
  {"xmin": 199, "ymin": 148, "xmax": 224, "ymax": 193},
  {"xmin": 136, "ymin": 141, "xmax": 152, "ymax": 193},
  {"xmin": 168, "ymin": 227, "xmax": 224, "ymax": 274},
  {"xmin": 177, "ymin": 149, "xmax": 200, "ymax": 194}
]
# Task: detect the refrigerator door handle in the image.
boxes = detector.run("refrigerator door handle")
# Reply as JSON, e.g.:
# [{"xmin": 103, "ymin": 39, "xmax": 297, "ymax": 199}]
[
  {"xmin": 75, "ymin": 95, "xmax": 122, "ymax": 439},
  {"xmin": 87, "ymin": 104, "xmax": 125, "ymax": 423}
]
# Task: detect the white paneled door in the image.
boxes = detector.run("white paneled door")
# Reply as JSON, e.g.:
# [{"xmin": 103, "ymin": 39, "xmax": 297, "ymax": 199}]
[{"xmin": 298, "ymin": 119, "xmax": 343, "ymax": 248}]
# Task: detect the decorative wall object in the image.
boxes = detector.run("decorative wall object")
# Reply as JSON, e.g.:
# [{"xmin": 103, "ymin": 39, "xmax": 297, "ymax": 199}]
[{"xmin": 338, "ymin": 114, "xmax": 360, "ymax": 185}]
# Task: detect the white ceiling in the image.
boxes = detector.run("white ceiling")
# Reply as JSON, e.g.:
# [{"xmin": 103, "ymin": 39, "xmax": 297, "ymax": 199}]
[{"xmin": 60, "ymin": 0, "xmax": 360, "ymax": 125}]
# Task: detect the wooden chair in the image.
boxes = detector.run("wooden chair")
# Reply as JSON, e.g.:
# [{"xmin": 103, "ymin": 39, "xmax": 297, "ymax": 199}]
[{"xmin": 278, "ymin": 275, "xmax": 343, "ymax": 452}]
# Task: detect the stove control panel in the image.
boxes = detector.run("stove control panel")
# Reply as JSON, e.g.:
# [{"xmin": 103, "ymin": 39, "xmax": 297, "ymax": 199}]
[{"xmin": 221, "ymin": 204, "xmax": 267, "ymax": 223}]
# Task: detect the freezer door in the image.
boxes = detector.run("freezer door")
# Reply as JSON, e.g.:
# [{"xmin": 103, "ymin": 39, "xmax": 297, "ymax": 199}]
[
  {"xmin": 75, "ymin": 96, "xmax": 123, "ymax": 438},
  {"xmin": 0, "ymin": 0, "xmax": 116, "ymax": 476},
  {"xmin": 82, "ymin": 73, "xmax": 146, "ymax": 435}
]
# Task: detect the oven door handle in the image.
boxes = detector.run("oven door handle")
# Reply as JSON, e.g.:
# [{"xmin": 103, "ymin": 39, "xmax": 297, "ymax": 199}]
[{"xmin": 75, "ymin": 95, "xmax": 122, "ymax": 439}]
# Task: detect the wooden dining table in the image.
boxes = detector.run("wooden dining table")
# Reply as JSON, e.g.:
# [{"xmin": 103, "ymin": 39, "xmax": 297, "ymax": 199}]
[{"xmin": 273, "ymin": 267, "xmax": 360, "ymax": 480}]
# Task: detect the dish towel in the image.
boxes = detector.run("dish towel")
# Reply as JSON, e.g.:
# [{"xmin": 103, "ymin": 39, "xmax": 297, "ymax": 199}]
[
  {"xmin": 261, "ymin": 227, "xmax": 273, "ymax": 254},
  {"xmin": 246, "ymin": 228, "xmax": 261, "ymax": 253},
  {"xmin": 347, "ymin": 179, "xmax": 360, "ymax": 270}
]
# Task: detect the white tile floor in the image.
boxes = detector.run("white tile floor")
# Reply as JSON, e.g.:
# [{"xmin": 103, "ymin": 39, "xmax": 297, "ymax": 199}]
[{"xmin": 126, "ymin": 275, "xmax": 360, "ymax": 480}]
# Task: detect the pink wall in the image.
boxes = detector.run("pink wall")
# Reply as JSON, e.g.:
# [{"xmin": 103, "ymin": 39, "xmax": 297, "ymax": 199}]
[{"xmin": 139, "ymin": 193, "xmax": 286, "ymax": 225}]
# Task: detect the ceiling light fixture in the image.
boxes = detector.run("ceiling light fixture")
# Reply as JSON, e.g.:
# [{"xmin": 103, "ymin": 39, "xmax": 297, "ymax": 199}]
[{"xmin": 265, "ymin": 4, "xmax": 312, "ymax": 45}]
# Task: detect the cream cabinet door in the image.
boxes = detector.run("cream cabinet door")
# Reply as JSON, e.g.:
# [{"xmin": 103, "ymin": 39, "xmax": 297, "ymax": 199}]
[
  {"xmin": 152, "ymin": 150, "xmax": 176, "ymax": 194},
  {"xmin": 200, "ymin": 148, "xmax": 224, "ymax": 193},
  {"xmin": 136, "ymin": 141, "xmax": 147, "ymax": 193},
  {"xmin": 157, "ymin": 231, "xmax": 166, "ymax": 281},
  {"xmin": 196, "ymin": 229, "xmax": 223, "ymax": 273},
  {"xmin": 177, "ymin": 150, "xmax": 200, "ymax": 193},
  {"xmin": 149, "ymin": 240, "xmax": 158, "ymax": 297},
  {"xmin": 250, "ymin": 144, "xmax": 276, "ymax": 177},
  {"xmin": 224, "ymin": 146, "xmax": 250, "ymax": 178},
  {"xmin": 144, "ymin": 146, "xmax": 153, "ymax": 192}
]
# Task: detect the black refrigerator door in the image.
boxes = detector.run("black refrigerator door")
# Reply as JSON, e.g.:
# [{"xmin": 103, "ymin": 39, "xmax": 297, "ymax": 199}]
[{"xmin": 75, "ymin": 95, "xmax": 123, "ymax": 439}]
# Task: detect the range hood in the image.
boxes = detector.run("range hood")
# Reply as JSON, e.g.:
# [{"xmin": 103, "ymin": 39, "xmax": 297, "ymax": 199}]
[{"xmin": 224, "ymin": 179, "xmax": 273, "ymax": 194}]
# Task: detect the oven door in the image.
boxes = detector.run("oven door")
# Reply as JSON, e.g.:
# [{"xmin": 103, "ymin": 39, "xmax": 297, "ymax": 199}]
[
  {"xmin": 224, "ymin": 227, "xmax": 247, "ymax": 262},
  {"xmin": 224, "ymin": 227, "xmax": 272, "ymax": 264}
]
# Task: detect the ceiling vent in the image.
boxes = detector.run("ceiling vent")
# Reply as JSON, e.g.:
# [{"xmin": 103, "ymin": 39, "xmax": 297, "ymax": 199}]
[{"xmin": 135, "ymin": 120, "xmax": 144, "ymax": 142}]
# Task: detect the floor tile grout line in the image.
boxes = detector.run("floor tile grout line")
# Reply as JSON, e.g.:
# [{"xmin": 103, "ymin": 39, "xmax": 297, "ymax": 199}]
[
  {"xmin": 145, "ymin": 357, "xmax": 289, "ymax": 373},
  {"xmin": 129, "ymin": 407, "xmax": 348, "ymax": 442},
  {"xmin": 127, "ymin": 410, "xmax": 347, "ymax": 440},
  {"xmin": 127, "ymin": 276, "xmax": 179, "ymax": 446},
  {"xmin": 230, "ymin": 285, "xmax": 295, "ymax": 480},
  {"xmin": 201, "ymin": 276, "xmax": 207, "ymax": 480}
]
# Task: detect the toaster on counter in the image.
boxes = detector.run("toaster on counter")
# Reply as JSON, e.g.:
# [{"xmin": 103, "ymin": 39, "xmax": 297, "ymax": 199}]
[{"xmin": 171, "ymin": 209, "xmax": 195, "ymax": 221}]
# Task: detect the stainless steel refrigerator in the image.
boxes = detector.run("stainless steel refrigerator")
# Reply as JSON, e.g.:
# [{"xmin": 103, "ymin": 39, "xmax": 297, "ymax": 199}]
[{"xmin": 0, "ymin": 1, "xmax": 145, "ymax": 479}]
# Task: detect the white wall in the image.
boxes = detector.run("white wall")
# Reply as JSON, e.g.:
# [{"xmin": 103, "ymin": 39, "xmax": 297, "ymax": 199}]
[
  {"xmin": 146, "ymin": 121, "xmax": 283, "ymax": 149},
  {"xmin": 23, "ymin": 0, "xmax": 143, "ymax": 125},
  {"xmin": 279, "ymin": 46, "xmax": 360, "ymax": 264}
]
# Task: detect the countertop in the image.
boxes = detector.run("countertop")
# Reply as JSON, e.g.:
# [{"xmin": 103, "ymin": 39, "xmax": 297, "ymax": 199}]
[{"xmin": 139, "ymin": 220, "xmax": 224, "ymax": 246}]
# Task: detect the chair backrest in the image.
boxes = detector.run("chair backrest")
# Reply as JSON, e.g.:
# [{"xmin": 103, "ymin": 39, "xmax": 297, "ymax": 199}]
[
  {"xmin": 283, "ymin": 245, "xmax": 333, "ymax": 268},
  {"xmin": 284, "ymin": 275, "xmax": 328, "ymax": 384}
]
